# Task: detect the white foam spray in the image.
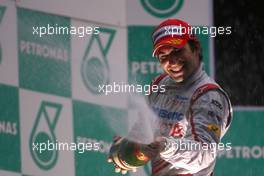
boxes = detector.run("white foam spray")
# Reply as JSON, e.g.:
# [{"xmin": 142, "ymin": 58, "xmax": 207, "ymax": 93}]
[{"xmin": 102, "ymin": 91, "xmax": 159, "ymax": 145}]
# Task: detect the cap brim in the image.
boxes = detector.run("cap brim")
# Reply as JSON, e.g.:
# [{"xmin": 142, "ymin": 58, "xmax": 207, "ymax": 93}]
[{"xmin": 152, "ymin": 38, "xmax": 188, "ymax": 57}]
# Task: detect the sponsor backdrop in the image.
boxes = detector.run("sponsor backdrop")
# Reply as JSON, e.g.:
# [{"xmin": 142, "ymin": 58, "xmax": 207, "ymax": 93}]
[{"xmin": 0, "ymin": 0, "xmax": 263, "ymax": 176}]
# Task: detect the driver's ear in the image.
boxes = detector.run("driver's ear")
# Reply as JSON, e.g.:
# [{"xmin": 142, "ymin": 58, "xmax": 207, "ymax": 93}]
[
  {"xmin": 194, "ymin": 41, "xmax": 201, "ymax": 55},
  {"xmin": 194, "ymin": 41, "xmax": 200, "ymax": 51}
]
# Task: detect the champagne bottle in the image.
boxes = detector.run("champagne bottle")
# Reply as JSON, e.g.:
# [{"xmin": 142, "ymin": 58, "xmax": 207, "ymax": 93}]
[{"xmin": 110, "ymin": 137, "xmax": 150, "ymax": 171}]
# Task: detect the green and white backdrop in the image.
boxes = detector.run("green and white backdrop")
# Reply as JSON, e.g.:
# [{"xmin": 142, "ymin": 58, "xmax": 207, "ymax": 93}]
[{"xmin": 0, "ymin": 0, "xmax": 263, "ymax": 175}]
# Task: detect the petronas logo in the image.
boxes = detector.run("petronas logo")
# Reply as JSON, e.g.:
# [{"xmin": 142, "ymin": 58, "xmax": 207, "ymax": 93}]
[
  {"xmin": 140, "ymin": 0, "xmax": 184, "ymax": 18},
  {"xmin": 0, "ymin": 6, "xmax": 6, "ymax": 64},
  {"xmin": 81, "ymin": 28, "xmax": 116, "ymax": 94},
  {"xmin": 29, "ymin": 101, "xmax": 62, "ymax": 170}
]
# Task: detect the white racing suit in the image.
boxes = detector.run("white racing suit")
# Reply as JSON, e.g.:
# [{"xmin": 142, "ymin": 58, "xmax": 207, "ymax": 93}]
[{"xmin": 147, "ymin": 64, "xmax": 232, "ymax": 176}]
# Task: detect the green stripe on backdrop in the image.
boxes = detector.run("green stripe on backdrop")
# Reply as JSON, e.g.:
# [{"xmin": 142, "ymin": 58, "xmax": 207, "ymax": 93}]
[{"xmin": 215, "ymin": 110, "xmax": 264, "ymax": 176}]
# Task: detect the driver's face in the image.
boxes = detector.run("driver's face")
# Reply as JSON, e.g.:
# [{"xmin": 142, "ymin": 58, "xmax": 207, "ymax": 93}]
[{"xmin": 157, "ymin": 44, "xmax": 200, "ymax": 82}]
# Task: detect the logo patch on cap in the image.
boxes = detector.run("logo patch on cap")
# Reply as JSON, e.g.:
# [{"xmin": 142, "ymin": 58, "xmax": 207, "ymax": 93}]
[{"xmin": 168, "ymin": 38, "xmax": 183, "ymax": 45}]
